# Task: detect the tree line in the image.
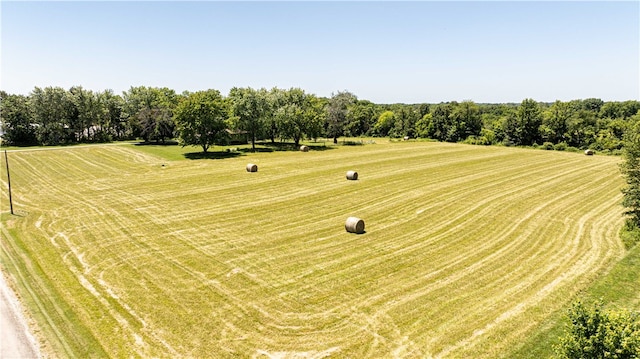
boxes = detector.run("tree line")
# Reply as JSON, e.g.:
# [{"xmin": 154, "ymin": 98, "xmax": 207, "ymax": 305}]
[{"xmin": 2, "ymin": 86, "xmax": 639, "ymax": 154}]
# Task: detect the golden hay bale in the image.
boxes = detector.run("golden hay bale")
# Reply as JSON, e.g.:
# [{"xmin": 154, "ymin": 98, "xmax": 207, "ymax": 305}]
[
  {"xmin": 300, "ymin": 145, "xmax": 309, "ymax": 152},
  {"xmin": 246, "ymin": 163, "xmax": 258, "ymax": 172},
  {"xmin": 345, "ymin": 217, "xmax": 365, "ymax": 234},
  {"xmin": 584, "ymin": 149, "xmax": 594, "ymax": 156},
  {"xmin": 346, "ymin": 171, "xmax": 358, "ymax": 180}
]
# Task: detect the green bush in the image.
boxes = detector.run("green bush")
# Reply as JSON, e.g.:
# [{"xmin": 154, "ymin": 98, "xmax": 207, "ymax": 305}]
[
  {"xmin": 543, "ymin": 142, "xmax": 555, "ymax": 150},
  {"xmin": 554, "ymin": 142, "xmax": 568, "ymax": 151},
  {"xmin": 555, "ymin": 300, "xmax": 640, "ymax": 359},
  {"xmin": 620, "ymin": 219, "xmax": 640, "ymax": 250}
]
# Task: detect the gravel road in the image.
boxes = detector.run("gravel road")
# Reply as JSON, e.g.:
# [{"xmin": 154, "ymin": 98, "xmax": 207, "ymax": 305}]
[{"xmin": 0, "ymin": 271, "xmax": 40, "ymax": 359}]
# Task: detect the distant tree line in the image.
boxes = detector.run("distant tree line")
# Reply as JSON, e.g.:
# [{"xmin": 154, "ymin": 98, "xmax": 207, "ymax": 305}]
[{"xmin": 1, "ymin": 86, "xmax": 639, "ymax": 155}]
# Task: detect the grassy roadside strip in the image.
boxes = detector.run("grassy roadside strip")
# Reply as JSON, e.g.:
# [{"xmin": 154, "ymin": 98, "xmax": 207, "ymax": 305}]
[
  {"xmin": 0, "ymin": 216, "xmax": 108, "ymax": 358},
  {"xmin": 509, "ymin": 243, "xmax": 640, "ymax": 358}
]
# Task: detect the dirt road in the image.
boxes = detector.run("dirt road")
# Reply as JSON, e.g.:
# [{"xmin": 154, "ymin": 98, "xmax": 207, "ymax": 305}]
[{"xmin": 0, "ymin": 271, "xmax": 40, "ymax": 358}]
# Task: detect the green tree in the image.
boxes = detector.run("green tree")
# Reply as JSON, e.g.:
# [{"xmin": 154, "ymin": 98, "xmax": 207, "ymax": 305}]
[
  {"xmin": 373, "ymin": 110, "xmax": 395, "ymax": 137},
  {"xmin": 345, "ymin": 100, "xmax": 377, "ymax": 137},
  {"xmin": 99, "ymin": 90, "xmax": 125, "ymax": 141},
  {"xmin": 138, "ymin": 108, "xmax": 174, "ymax": 144},
  {"xmin": 517, "ymin": 98, "xmax": 543, "ymax": 145},
  {"xmin": 265, "ymin": 87, "xmax": 284, "ymax": 143},
  {"xmin": 174, "ymin": 90, "xmax": 228, "ymax": 153},
  {"xmin": 448, "ymin": 100, "xmax": 482, "ymax": 142},
  {"xmin": 273, "ymin": 88, "xmax": 322, "ymax": 146},
  {"xmin": 505, "ymin": 99, "xmax": 542, "ymax": 146},
  {"xmin": 29, "ymin": 86, "xmax": 75, "ymax": 145},
  {"xmin": 621, "ymin": 111, "xmax": 640, "ymax": 229},
  {"xmin": 414, "ymin": 113, "xmax": 433, "ymax": 139},
  {"xmin": 582, "ymin": 98, "xmax": 604, "ymax": 113},
  {"xmin": 228, "ymin": 87, "xmax": 269, "ymax": 152},
  {"xmin": 69, "ymin": 86, "xmax": 108, "ymax": 142},
  {"xmin": 306, "ymin": 94, "xmax": 326, "ymax": 141},
  {"xmin": 0, "ymin": 91, "xmax": 37, "ymax": 146},
  {"xmin": 122, "ymin": 86, "xmax": 178, "ymax": 140},
  {"xmin": 542, "ymin": 100, "xmax": 573, "ymax": 144},
  {"xmin": 326, "ymin": 91, "xmax": 356, "ymax": 143},
  {"xmin": 555, "ymin": 300, "xmax": 640, "ymax": 359},
  {"xmin": 389, "ymin": 105, "xmax": 420, "ymax": 139}
]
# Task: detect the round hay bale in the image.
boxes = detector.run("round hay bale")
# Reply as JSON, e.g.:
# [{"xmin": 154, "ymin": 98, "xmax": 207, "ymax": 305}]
[
  {"xmin": 345, "ymin": 217, "xmax": 365, "ymax": 234},
  {"xmin": 300, "ymin": 145, "xmax": 309, "ymax": 152},
  {"xmin": 584, "ymin": 149, "xmax": 594, "ymax": 156},
  {"xmin": 246, "ymin": 163, "xmax": 258, "ymax": 172},
  {"xmin": 346, "ymin": 170, "xmax": 358, "ymax": 180}
]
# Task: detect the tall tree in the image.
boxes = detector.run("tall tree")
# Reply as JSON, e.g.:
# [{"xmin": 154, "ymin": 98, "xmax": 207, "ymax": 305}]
[
  {"xmin": 0, "ymin": 91, "xmax": 37, "ymax": 146},
  {"xmin": 426, "ymin": 102, "xmax": 455, "ymax": 141},
  {"xmin": 174, "ymin": 90, "xmax": 228, "ymax": 153},
  {"xmin": 122, "ymin": 86, "xmax": 178, "ymax": 140},
  {"xmin": 69, "ymin": 86, "xmax": 106, "ymax": 142},
  {"xmin": 228, "ymin": 87, "xmax": 269, "ymax": 152},
  {"xmin": 621, "ymin": 111, "xmax": 640, "ymax": 228},
  {"xmin": 373, "ymin": 110, "xmax": 395, "ymax": 137},
  {"xmin": 345, "ymin": 100, "xmax": 376, "ymax": 137},
  {"xmin": 138, "ymin": 108, "xmax": 174, "ymax": 143},
  {"xmin": 99, "ymin": 90, "xmax": 125, "ymax": 141},
  {"xmin": 29, "ymin": 86, "xmax": 75, "ymax": 145},
  {"xmin": 274, "ymin": 88, "xmax": 321, "ymax": 146},
  {"xmin": 326, "ymin": 91, "xmax": 356, "ymax": 144},
  {"xmin": 542, "ymin": 100, "xmax": 572, "ymax": 144},
  {"xmin": 505, "ymin": 99, "xmax": 542, "ymax": 146},
  {"xmin": 448, "ymin": 100, "xmax": 482, "ymax": 142}
]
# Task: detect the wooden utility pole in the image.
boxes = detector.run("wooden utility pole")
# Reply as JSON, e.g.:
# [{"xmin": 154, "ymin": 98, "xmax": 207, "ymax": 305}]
[{"xmin": 4, "ymin": 150, "xmax": 14, "ymax": 215}]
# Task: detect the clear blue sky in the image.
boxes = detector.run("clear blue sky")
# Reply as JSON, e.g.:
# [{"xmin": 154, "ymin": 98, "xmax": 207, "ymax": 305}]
[{"xmin": 1, "ymin": 1, "xmax": 638, "ymax": 104}]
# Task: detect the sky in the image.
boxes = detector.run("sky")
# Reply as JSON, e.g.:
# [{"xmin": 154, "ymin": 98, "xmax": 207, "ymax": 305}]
[{"xmin": 1, "ymin": 1, "xmax": 638, "ymax": 104}]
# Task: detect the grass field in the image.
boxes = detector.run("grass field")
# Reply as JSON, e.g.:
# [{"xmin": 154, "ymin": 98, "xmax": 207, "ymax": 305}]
[{"xmin": 0, "ymin": 140, "xmax": 629, "ymax": 358}]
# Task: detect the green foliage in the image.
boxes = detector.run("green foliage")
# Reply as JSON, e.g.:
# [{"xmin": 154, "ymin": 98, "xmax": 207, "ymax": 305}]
[
  {"xmin": 29, "ymin": 86, "xmax": 76, "ymax": 145},
  {"xmin": 543, "ymin": 142, "xmax": 555, "ymax": 150},
  {"xmin": 414, "ymin": 113, "xmax": 433, "ymax": 139},
  {"xmin": 373, "ymin": 110, "xmax": 395, "ymax": 137},
  {"xmin": 505, "ymin": 98, "xmax": 542, "ymax": 146},
  {"xmin": 344, "ymin": 99, "xmax": 376, "ymax": 137},
  {"xmin": 174, "ymin": 90, "xmax": 228, "ymax": 153},
  {"xmin": 271, "ymin": 88, "xmax": 324, "ymax": 146},
  {"xmin": 555, "ymin": 142, "xmax": 568, "ymax": 151},
  {"xmin": 326, "ymin": 91, "xmax": 356, "ymax": 143},
  {"xmin": 621, "ymin": 112, "xmax": 640, "ymax": 227},
  {"xmin": 122, "ymin": 86, "xmax": 178, "ymax": 140},
  {"xmin": 228, "ymin": 87, "xmax": 271, "ymax": 151},
  {"xmin": 0, "ymin": 91, "xmax": 37, "ymax": 146},
  {"xmin": 138, "ymin": 108, "xmax": 174, "ymax": 144},
  {"xmin": 448, "ymin": 100, "xmax": 482, "ymax": 142},
  {"xmin": 542, "ymin": 100, "xmax": 572, "ymax": 144},
  {"xmin": 555, "ymin": 300, "xmax": 640, "ymax": 359},
  {"xmin": 2, "ymin": 84, "xmax": 639, "ymax": 155},
  {"xmin": 621, "ymin": 219, "xmax": 640, "ymax": 250}
]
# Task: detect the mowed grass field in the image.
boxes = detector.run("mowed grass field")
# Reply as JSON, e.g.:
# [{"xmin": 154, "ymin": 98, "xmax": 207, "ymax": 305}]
[{"xmin": 0, "ymin": 140, "xmax": 627, "ymax": 358}]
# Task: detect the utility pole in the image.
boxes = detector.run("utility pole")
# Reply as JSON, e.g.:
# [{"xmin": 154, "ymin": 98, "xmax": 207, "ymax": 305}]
[{"xmin": 4, "ymin": 150, "xmax": 14, "ymax": 215}]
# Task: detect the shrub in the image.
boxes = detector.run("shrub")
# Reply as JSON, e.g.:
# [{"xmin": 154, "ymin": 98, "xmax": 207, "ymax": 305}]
[
  {"xmin": 620, "ymin": 219, "xmax": 640, "ymax": 250},
  {"xmin": 463, "ymin": 136, "xmax": 492, "ymax": 146},
  {"xmin": 554, "ymin": 142, "xmax": 568, "ymax": 151},
  {"xmin": 543, "ymin": 142, "xmax": 555, "ymax": 150},
  {"xmin": 555, "ymin": 300, "xmax": 640, "ymax": 359}
]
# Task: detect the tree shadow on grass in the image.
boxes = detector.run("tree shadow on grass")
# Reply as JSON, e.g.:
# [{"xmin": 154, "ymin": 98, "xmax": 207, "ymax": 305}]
[
  {"xmin": 183, "ymin": 151, "xmax": 243, "ymax": 160},
  {"xmin": 238, "ymin": 147, "xmax": 274, "ymax": 153},
  {"xmin": 134, "ymin": 140, "xmax": 180, "ymax": 146},
  {"xmin": 252, "ymin": 142, "xmax": 336, "ymax": 152}
]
